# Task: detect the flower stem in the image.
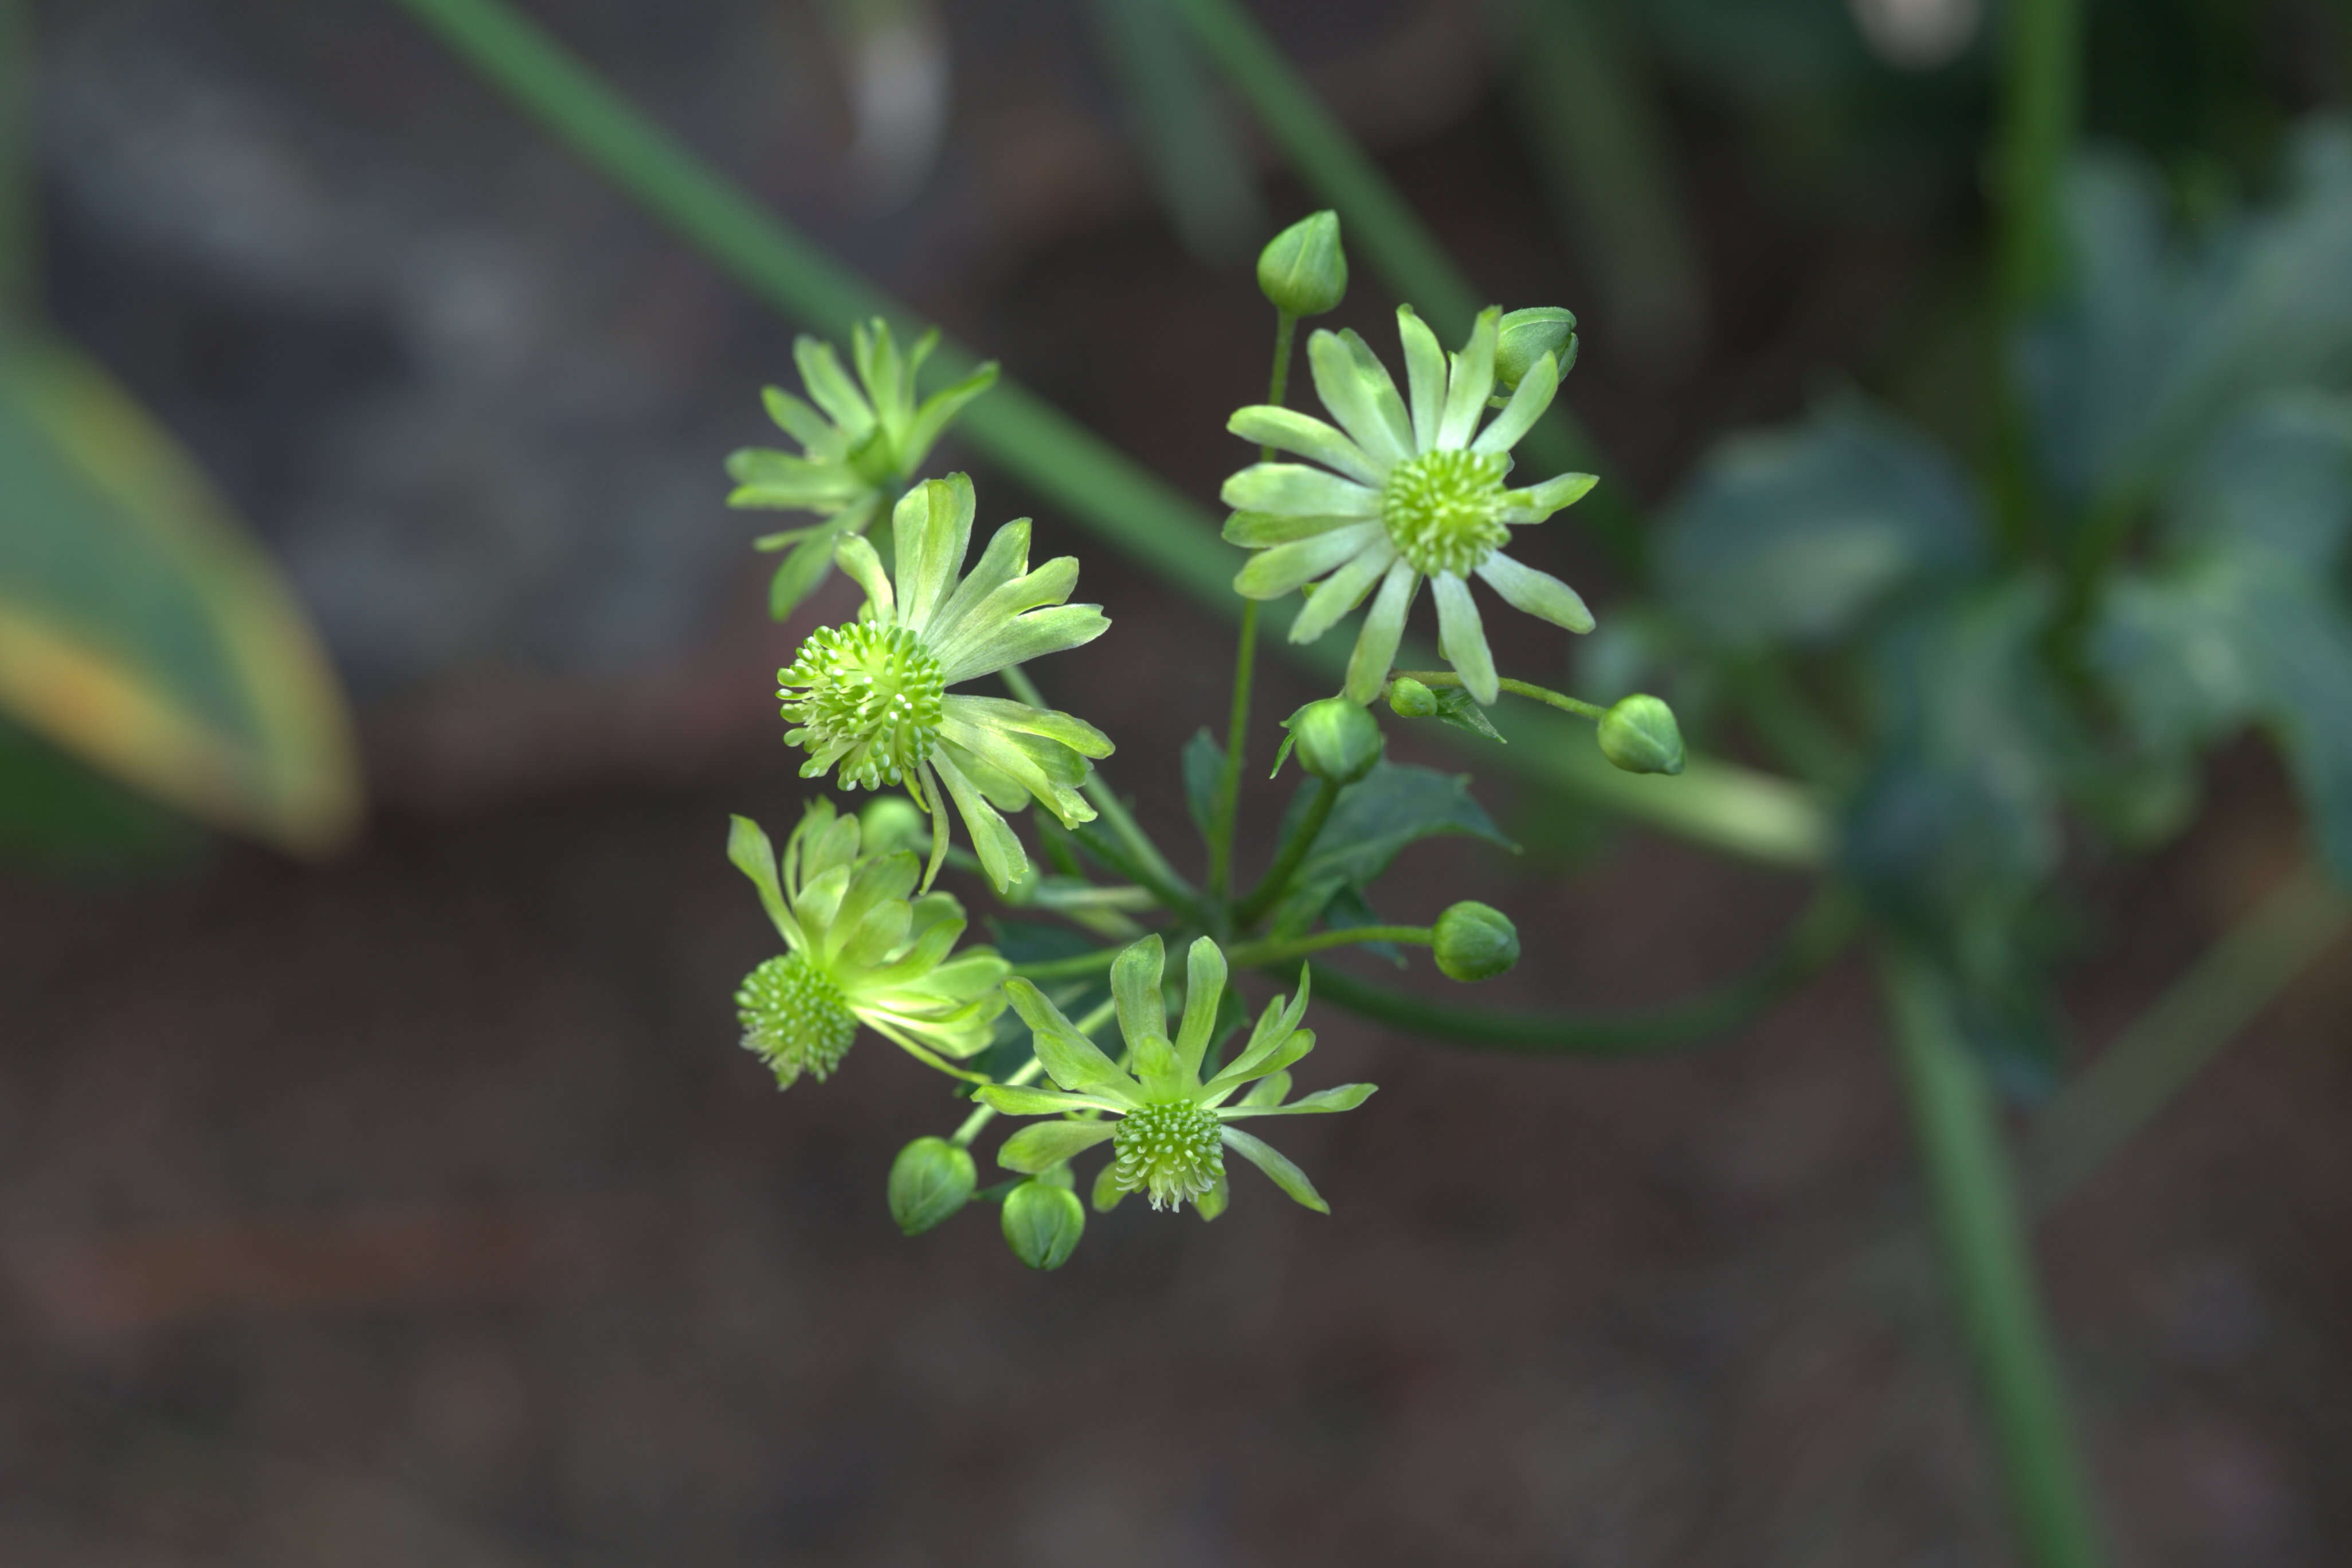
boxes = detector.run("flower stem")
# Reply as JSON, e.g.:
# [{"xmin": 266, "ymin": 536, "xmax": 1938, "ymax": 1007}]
[
  {"xmin": 1295, "ymin": 887, "xmax": 1858, "ymax": 1055},
  {"xmin": 1877, "ymin": 945, "xmax": 2106, "ymax": 1568},
  {"xmin": 1389, "ymin": 668, "xmax": 1608, "ymax": 722},
  {"xmin": 951, "ymin": 997, "xmax": 1118, "ymax": 1148},
  {"xmin": 1233, "ymin": 777, "xmax": 1341, "ymax": 928},
  {"xmin": 1207, "ymin": 309, "xmax": 1299, "ymax": 908},
  {"xmin": 1226, "ymin": 924, "xmax": 1430, "ymax": 969}
]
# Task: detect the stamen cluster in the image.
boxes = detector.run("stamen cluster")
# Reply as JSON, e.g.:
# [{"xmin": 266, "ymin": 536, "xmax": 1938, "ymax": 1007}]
[
  {"xmin": 777, "ymin": 622, "xmax": 947, "ymax": 789},
  {"xmin": 1382, "ymin": 449, "xmax": 1511, "ymax": 577},
  {"xmin": 736, "ymin": 952, "xmax": 859, "ymax": 1086},
  {"xmin": 1111, "ymin": 1100, "xmax": 1226, "ymax": 1211}
]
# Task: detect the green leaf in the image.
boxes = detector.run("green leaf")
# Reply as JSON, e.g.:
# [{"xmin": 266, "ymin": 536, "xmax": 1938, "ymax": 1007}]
[
  {"xmin": 1269, "ymin": 762, "xmax": 1517, "ymax": 931},
  {"xmin": 1429, "ymin": 684, "xmax": 1506, "ymax": 744},
  {"xmin": 1656, "ymin": 398, "xmax": 1986, "ymax": 649},
  {"xmin": 2025, "ymin": 128, "xmax": 2352, "ymax": 511},
  {"xmin": 0, "ymin": 336, "xmax": 359, "ymax": 852},
  {"xmin": 2161, "ymin": 393, "xmax": 2352, "ymax": 571},
  {"xmin": 1182, "ymin": 727, "xmax": 1225, "ymax": 844}
]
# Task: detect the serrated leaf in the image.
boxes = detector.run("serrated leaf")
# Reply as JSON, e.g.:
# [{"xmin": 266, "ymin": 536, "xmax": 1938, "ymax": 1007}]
[
  {"xmin": 1656, "ymin": 397, "xmax": 1986, "ymax": 650},
  {"xmin": 1265, "ymin": 762, "xmax": 1518, "ymax": 934}
]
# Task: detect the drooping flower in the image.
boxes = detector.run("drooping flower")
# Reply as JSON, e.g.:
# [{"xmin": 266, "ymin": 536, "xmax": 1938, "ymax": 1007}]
[
  {"xmin": 979, "ymin": 935, "xmax": 1376, "ymax": 1214},
  {"xmin": 1220, "ymin": 305, "xmax": 1600, "ymax": 705},
  {"xmin": 775, "ymin": 473, "xmax": 1112, "ymax": 893},
  {"xmin": 727, "ymin": 799, "xmax": 1009, "ymax": 1087},
  {"xmin": 727, "ymin": 319, "xmax": 997, "ymax": 618}
]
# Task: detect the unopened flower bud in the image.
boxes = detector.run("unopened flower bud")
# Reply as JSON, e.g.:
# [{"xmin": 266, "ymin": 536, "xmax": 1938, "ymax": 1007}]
[
  {"xmin": 1597, "ymin": 693, "xmax": 1685, "ymax": 776},
  {"xmin": 1433, "ymin": 900, "xmax": 1519, "ymax": 982},
  {"xmin": 888, "ymin": 1136, "xmax": 975, "ymax": 1236},
  {"xmin": 1001, "ymin": 1178, "xmax": 1085, "ymax": 1270},
  {"xmin": 1292, "ymin": 696, "xmax": 1382, "ymax": 784},
  {"xmin": 859, "ymin": 795, "xmax": 928, "ymax": 857},
  {"xmin": 1387, "ymin": 677, "xmax": 1438, "ymax": 718},
  {"xmin": 1496, "ymin": 307, "xmax": 1578, "ymax": 393},
  {"xmin": 1257, "ymin": 211, "xmax": 1348, "ymax": 317}
]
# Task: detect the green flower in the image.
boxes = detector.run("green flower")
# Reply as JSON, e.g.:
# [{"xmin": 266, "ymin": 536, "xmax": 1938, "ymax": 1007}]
[
  {"xmin": 1221, "ymin": 305, "xmax": 1600, "ymax": 706},
  {"xmin": 728, "ymin": 319, "xmax": 998, "ymax": 618},
  {"xmin": 727, "ymin": 799, "xmax": 1009, "ymax": 1087},
  {"xmin": 776, "ymin": 474, "xmax": 1113, "ymax": 893},
  {"xmin": 980, "ymin": 935, "xmax": 1377, "ymax": 1214}
]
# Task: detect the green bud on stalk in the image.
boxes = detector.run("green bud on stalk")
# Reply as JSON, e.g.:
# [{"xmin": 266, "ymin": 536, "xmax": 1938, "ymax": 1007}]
[
  {"xmin": 1597, "ymin": 693, "xmax": 1685, "ymax": 776},
  {"xmin": 1387, "ymin": 677, "xmax": 1438, "ymax": 718},
  {"xmin": 1257, "ymin": 211, "xmax": 1348, "ymax": 317},
  {"xmin": 1292, "ymin": 696, "xmax": 1383, "ymax": 783},
  {"xmin": 1433, "ymin": 900, "xmax": 1520, "ymax": 982},
  {"xmin": 1002, "ymin": 1178, "xmax": 1085, "ymax": 1269},
  {"xmin": 888, "ymin": 1136, "xmax": 976, "ymax": 1235},
  {"xmin": 1495, "ymin": 307, "xmax": 1578, "ymax": 393}
]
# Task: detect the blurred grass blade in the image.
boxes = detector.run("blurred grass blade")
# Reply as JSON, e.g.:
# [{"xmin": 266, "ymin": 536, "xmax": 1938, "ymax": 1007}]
[
  {"xmin": 0, "ymin": 336, "xmax": 361, "ymax": 853},
  {"xmin": 1087, "ymin": 0, "xmax": 1266, "ymax": 264},
  {"xmin": 1494, "ymin": 0, "xmax": 1704, "ymax": 372}
]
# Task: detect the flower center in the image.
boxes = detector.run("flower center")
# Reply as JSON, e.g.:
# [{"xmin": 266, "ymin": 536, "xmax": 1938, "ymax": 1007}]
[
  {"xmin": 1111, "ymin": 1100, "xmax": 1225, "ymax": 1212},
  {"xmin": 736, "ymin": 953, "xmax": 859, "ymax": 1088},
  {"xmin": 777, "ymin": 622, "xmax": 947, "ymax": 790},
  {"xmin": 1381, "ymin": 449, "xmax": 1511, "ymax": 577}
]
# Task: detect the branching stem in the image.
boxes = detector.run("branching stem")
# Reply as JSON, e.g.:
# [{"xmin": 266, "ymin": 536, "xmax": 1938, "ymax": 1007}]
[{"xmin": 1388, "ymin": 668, "xmax": 1606, "ymax": 723}]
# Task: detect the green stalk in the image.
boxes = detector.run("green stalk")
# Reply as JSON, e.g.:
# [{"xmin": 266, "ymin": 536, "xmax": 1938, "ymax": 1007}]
[
  {"xmin": 2023, "ymin": 864, "xmax": 2349, "ymax": 1210},
  {"xmin": 952, "ymin": 997, "xmax": 1118, "ymax": 1148},
  {"xmin": 1167, "ymin": 0, "xmax": 1638, "ymax": 563},
  {"xmin": 1208, "ymin": 308, "xmax": 1297, "ymax": 905},
  {"xmin": 1233, "ymin": 776, "xmax": 1339, "ymax": 928},
  {"xmin": 1298, "ymin": 887, "xmax": 1857, "ymax": 1055},
  {"xmin": 0, "ymin": 0, "xmax": 34, "ymax": 331},
  {"xmin": 1016, "ymin": 922, "xmax": 1432, "ymax": 982},
  {"xmin": 1389, "ymin": 668, "xmax": 1608, "ymax": 722},
  {"xmin": 387, "ymin": 0, "xmax": 1826, "ymax": 868},
  {"xmin": 1877, "ymin": 947, "xmax": 2105, "ymax": 1568}
]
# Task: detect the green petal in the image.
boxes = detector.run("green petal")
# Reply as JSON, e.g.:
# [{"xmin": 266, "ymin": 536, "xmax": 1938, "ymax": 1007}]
[
  {"xmin": 726, "ymin": 815, "xmax": 801, "ymax": 946},
  {"xmin": 944, "ymin": 695, "xmax": 1114, "ymax": 759},
  {"xmin": 892, "ymin": 474, "xmax": 975, "ymax": 633},
  {"xmin": 1433, "ymin": 572, "xmax": 1499, "ymax": 705},
  {"xmin": 935, "ymin": 721, "xmax": 1079, "ymax": 826},
  {"xmin": 1112, "ymin": 934, "xmax": 1167, "ymax": 1048},
  {"xmin": 978, "ymin": 1084, "xmax": 1127, "ymax": 1115},
  {"xmin": 1475, "ymin": 551, "xmax": 1594, "ymax": 633},
  {"xmin": 930, "ymin": 751, "xmax": 1028, "ymax": 892},
  {"xmin": 852, "ymin": 319, "xmax": 908, "ymax": 440},
  {"xmin": 1205, "ymin": 1026, "xmax": 1315, "ymax": 1098},
  {"xmin": 904, "ymin": 362, "xmax": 999, "ymax": 472},
  {"xmin": 1223, "ymin": 510, "xmax": 1370, "ymax": 547},
  {"xmin": 1286, "ymin": 538, "xmax": 1398, "ymax": 644},
  {"xmin": 1233, "ymin": 524, "xmax": 1382, "ymax": 599},
  {"xmin": 1339, "ymin": 330, "xmax": 1416, "ymax": 458},
  {"xmin": 1128, "ymin": 1033, "xmax": 1188, "ymax": 1100},
  {"xmin": 724, "ymin": 448, "xmax": 867, "ymax": 507},
  {"xmin": 1004, "ymin": 977, "xmax": 1139, "ymax": 1097},
  {"xmin": 1220, "ymin": 461, "xmax": 1381, "ymax": 519},
  {"xmin": 767, "ymin": 520, "xmax": 854, "ymax": 620},
  {"xmin": 791, "ymin": 861, "xmax": 853, "ymax": 935},
  {"xmin": 859, "ymin": 911, "xmax": 964, "ymax": 987},
  {"xmin": 924, "ymin": 519, "xmax": 1033, "ymax": 643},
  {"xmin": 1226, "ymin": 406, "xmax": 1384, "ymax": 485},
  {"xmin": 1500, "ymin": 471, "xmax": 1598, "ymax": 523},
  {"xmin": 1091, "ymin": 1160, "xmax": 1129, "ymax": 1213},
  {"xmin": 999, "ymin": 1119, "xmax": 1118, "ymax": 1174},
  {"xmin": 1218, "ymin": 1126, "xmax": 1329, "ymax": 1213},
  {"xmin": 833, "ymin": 533, "xmax": 895, "ymax": 620},
  {"xmin": 836, "ymin": 895, "xmax": 914, "ymax": 969},
  {"xmin": 1344, "ymin": 560, "xmax": 1420, "ymax": 704},
  {"xmin": 1218, "ymin": 1082, "xmax": 1377, "ymax": 1118},
  {"xmin": 1306, "ymin": 330, "xmax": 1412, "ymax": 467},
  {"xmin": 934, "ymin": 602, "xmax": 1110, "ymax": 687},
  {"xmin": 1470, "ymin": 346, "xmax": 1559, "ymax": 457},
  {"xmin": 824, "ymin": 850, "xmax": 921, "ymax": 962},
  {"xmin": 794, "ymin": 336, "xmax": 876, "ymax": 439},
  {"xmin": 928, "ymin": 560, "xmax": 1087, "ymax": 679},
  {"xmin": 1437, "ymin": 307, "xmax": 1502, "ymax": 450},
  {"xmin": 1397, "ymin": 305, "xmax": 1447, "ymax": 452},
  {"xmin": 1173, "ymin": 936, "xmax": 1227, "ymax": 1076},
  {"xmin": 762, "ymin": 386, "xmax": 845, "ymax": 457},
  {"xmin": 1240, "ymin": 1071, "xmax": 1291, "ymax": 1109}
]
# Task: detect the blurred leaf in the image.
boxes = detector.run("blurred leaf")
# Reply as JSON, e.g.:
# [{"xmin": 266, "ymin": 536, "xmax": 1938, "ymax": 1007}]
[
  {"xmin": 1656, "ymin": 397, "xmax": 1987, "ymax": 649},
  {"xmin": 1322, "ymin": 883, "xmax": 1405, "ymax": 967},
  {"xmin": 1087, "ymin": 0, "xmax": 1264, "ymax": 263},
  {"xmin": 0, "ymin": 336, "xmax": 359, "ymax": 853},
  {"xmin": 1182, "ymin": 727, "xmax": 1224, "ymax": 844},
  {"xmin": 1269, "ymin": 762, "xmax": 1516, "ymax": 933},
  {"xmin": 1429, "ymin": 684, "xmax": 1506, "ymax": 744},
  {"xmin": 1843, "ymin": 580, "xmax": 2071, "ymax": 1090},
  {"xmin": 2160, "ymin": 391, "xmax": 2352, "ymax": 570},
  {"xmin": 2024, "ymin": 123, "xmax": 2352, "ymax": 512},
  {"xmin": 0, "ymin": 711, "xmax": 201, "ymax": 872}
]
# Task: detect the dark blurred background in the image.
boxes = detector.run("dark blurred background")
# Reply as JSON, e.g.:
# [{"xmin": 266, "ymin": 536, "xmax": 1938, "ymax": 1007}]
[{"xmin": 5, "ymin": 0, "xmax": 2351, "ymax": 1562}]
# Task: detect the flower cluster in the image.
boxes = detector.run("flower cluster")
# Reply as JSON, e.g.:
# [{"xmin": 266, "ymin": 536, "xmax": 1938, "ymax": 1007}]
[
  {"xmin": 1221, "ymin": 305, "xmax": 1599, "ymax": 705},
  {"xmin": 727, "ymin": 799, "xmax": 1008, "ymax": 1086},
  {"xmin": 776, "ymin": 474, "xmax": 1113, "ymax": 893},
  {"xmin": 728, "ymin": 319, "xmax": 998, "ymax": 617},
  {"xmin": 981, "ymin": 935, "xmax": 1376, "ymax": 1215}
]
